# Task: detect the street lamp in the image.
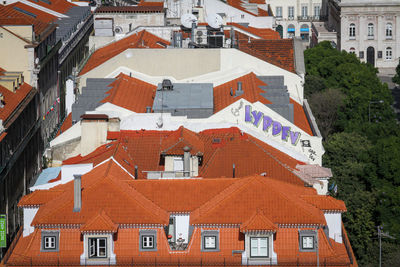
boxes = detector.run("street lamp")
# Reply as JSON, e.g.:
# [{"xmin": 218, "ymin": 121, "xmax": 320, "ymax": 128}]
[
  {"xmin": 377, "ymin": 225, "xmax": 396, "ymax": 267},
  {"xmin": 368, "ymin": 100, "xmax": 384, "ymax": 123}
]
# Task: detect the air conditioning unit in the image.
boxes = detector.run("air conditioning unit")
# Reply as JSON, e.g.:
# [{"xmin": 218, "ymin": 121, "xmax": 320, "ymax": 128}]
[
  {"xmin": 114, "ymin": 26, "xmax": 123, "ymax": 34},
  {"xmin": 195, "ymin": 29, "xmax": 208, "ymax": 44}
]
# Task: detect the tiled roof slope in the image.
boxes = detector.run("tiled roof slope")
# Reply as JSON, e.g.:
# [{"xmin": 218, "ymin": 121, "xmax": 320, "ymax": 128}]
[
  {"xmin": 300, "ymin": 195, "xmax": 347, "ymax": 212},
  {"xmin": 240, "ymin": 210, "xmax": 278, "ymax": 232},
  {"xmin": 25, "ymin": 0, "xmax": 76, "ymax": 14},
  {"xmin": 0, "ymin": 4, "xmax": 52, "ymax": 36},
  {"xmin": 80, "ymin": 210, "xmax": 118, "ymax": 233},
  {"xmin": 227, "ymin": 0, "xmax": 269, "ymax": 16},
  {"xmin": 228, "ymin": 22, "xmax": 280, "ymax": 40},
  {"xmin": 31, "ymin": 160, "xmax": 169, "ymax": 226},
  {"xmin": 238, "ymin": 39, "xmax": 295, "ymax": 73},
  {"xmin": 101, "ymin": 73, "xmax": 157, "ymax": 113},
  {"xmin": 8, "ymin": 2, "xmax": 57, "ymax": 23},
  {"xmin": 79, "ymin": 30, "xmax": 170, "ymax": 75},
  {"xmin": 63, "ymin": 127, "xmax": 305, "ymax": 184},
  {"xmin": 56, "ymin": 112, "xmax": 72, "ymax": 137},
  {"xmin": 0, "ymin": 73, "xmax": 36, "ymax": 123},
  {"xmin": 290, "ymin": 98, "xmax": 313, "ymax": 135}
]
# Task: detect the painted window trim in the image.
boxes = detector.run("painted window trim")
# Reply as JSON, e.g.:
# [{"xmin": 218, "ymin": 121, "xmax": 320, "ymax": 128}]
[
  {"xmin": 88, "ymin": 237, "xmax": 107, "ymax": 258},
  {"xmin": 201, "ymin": 230, "xmax": 220, "ymax": 252},
  {"xmin": 41, "ymin": 230, "xmax": 59, "ymax": 252},
  {"xmin": 142, "ymin": 235, "xmax": 155, "ymax": 249},
  {"xmin": 298, "ymin": 230, "xmax": 317, "ymax": 252},
  {"xmin": 301, "ymin": 236, "xmax": 315, "ymax": 250},
  {"xmin": 203, "ymin": 235, "xmax": 217, "ymax": 250},
  {"xmin": 250, "ymin": 237, "xmax": 269, "ymax": 258},
  {"xmin": 139, "ymin": 230, "xmax": 157, "ymax": 251}
]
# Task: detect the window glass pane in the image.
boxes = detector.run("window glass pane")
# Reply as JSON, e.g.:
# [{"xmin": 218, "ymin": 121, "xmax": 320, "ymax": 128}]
[
  {"xmin": 259, "ymin": 238, "xmax": 268, "ymax": 256},
  {"xmin": 251, "ymin": 238, "xmax": 259, "ymax": 256},
  {"xmin": 173, "ymin": 158, "xmax": 184, "ymax": 171},
  {"xmin": 98, "ymin": 239, "xmax": 106, "ymax": 257},
  {"xmin": 89, "ymin": 238, "xmax": 96, "ymax": 257},
  {"xmin": 205, "ymin": 236, "xmax": 216, "ymax": 248}
]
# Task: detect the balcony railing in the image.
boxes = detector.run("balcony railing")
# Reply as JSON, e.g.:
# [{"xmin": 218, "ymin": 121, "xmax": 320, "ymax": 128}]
[{"xmin": 297, "ymin": 15, "xmax": 327, "ymax": 21}]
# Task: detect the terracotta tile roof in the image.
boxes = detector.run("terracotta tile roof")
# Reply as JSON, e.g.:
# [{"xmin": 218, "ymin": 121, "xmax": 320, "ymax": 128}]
[
  {"xmin": 9, "ymin": 2, "xmax": 57, "ymax": 24},
  {"xmin": 56, "ymin": 112, "xmax": 72, "ymax": 137},
  {"xmin": 238, "ymin": 39, "xmax": 295, "ymax": 73},
  {"xmin": 301, "ymin": 195, "xmax": 347, "ymax": 212},
  {"xmin": 226, "ymin": 0, "xmax": 269, "ymax": 16},
  {"xmin": 31, "ymin": 160, "xmax": 169, "ymax": 226},
  {"xmin": 0, "ymin": 77, "xmax": 35, "ymax": 123},
  {"xmin": 228, "ymin": 22, "xmax": 280, "ymax": 40},
  {"xmin": 25, "ymin": 0, "xmax": 76, "ymax": 14},
  {"xmin": 101, "ymin": 73, "xmax": 157, "ymax": 113},
  {"xmin": 129, "ymin": 178, "xmax": 236, "ymax": 212},
  {"xmin": 0, "ymin": 4, "xmax": 53, "ymax": 36},
  {"xmin": 160, "ymin": 126, "xmax": 204, "ymax": 156},
  {"xmin": 249, "ymin": 0, "xmax": 265, "ymax": 3},
  {"xmin": 80, "ymin": 210, "xmax": 118, "ymax": 233},
  {"xmin": 18, "ymin": 189, "xmax": 63, "ymax": 207},
  {"xmin": 79, "ymin": 30, "xmax": 170, "ymax": 75},
  {"xmin": 138, "ymin": 1, "xmax": 164, "ymax": 6},
  {"xmin": 213, "ymin": 72, "xmax": 271, "ymax": 113},
  {"xmin": 190, "ymin": 175, "xmax": 326, "ymax": 225},
  {"xmin": 240, "ymin": 210, "xmax": 277, "ymax": 232},
  {"xmin": 95, "ymin": 5, "xmax": 164, "ymax": 13},
  {"xmin": 290, "ymin": 98, "xmax": 313, "ymax": 135}
]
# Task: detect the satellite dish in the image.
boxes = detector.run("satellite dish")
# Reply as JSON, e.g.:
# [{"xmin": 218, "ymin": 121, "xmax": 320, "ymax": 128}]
[
  {"xmin": 181, "ymin": 13, "xmax": 198, "ymax": 29},
  {"xmin": 206, "ymin": 13, "xmax": 223, "ymax": 29}
]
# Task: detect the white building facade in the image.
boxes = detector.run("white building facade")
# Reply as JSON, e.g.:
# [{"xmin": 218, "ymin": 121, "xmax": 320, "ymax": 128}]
[
  {"xmin": 268, "ymin": 0, "xmax": 327, "ymax": 41},
  {"xmin": 331, "ymin": 0, "xmax": 400, "ymax": 72}
]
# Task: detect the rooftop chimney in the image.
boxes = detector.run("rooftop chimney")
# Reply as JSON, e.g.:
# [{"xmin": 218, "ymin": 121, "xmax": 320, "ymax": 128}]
[
  {"xmin": 233, "ymin": 163, "xmax": 236, "ymax": 178},
  {"xmin": 73, "ymin": 175, "xmax": 81, "ymax": 212},
  {"xmin": 235, "ymin": 82, "xmax": 243, "ymax": 97},
  {"xmin": 183, "ymin": 146, "xmax": 191, "ymax": 177},
  {"xmin": 134, "ymin": 165, "xmax": 138, "ymax": 179}
]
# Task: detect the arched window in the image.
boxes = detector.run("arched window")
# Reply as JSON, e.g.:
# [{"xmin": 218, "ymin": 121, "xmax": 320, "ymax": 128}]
[
  {"xmin": 386, "ymin": 47, "xmax": 392, "ymax": 60},
  {"xmin": 276, "ymin": 25, "xmax": 283, "ymax": 38},
  {"xmin": 300, "ymin": 24, "xmax": 309, "ymax": 41},
  {"xmin": 349, "ymin": 47, "xmax": 355, "ymax": 54},
  {"xmin": 386, "ymin": 23, "xmax": 392, "ymax": 38},
  {"xmin": 287, "ymin": 24, "xmax": 295, "ymax": 38},
  {"xmin": 368, "ymin": 23, "xmax": 374, "ymax": 38},
  {"xmin": 349, "ymin": 23, "xmax": 355, "ymax": 38}
]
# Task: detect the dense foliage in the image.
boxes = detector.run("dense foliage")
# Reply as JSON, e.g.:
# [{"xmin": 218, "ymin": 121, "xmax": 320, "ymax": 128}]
[{"xmin": 304, "ymin": 42, "xmax": 400, "ymax": 266}]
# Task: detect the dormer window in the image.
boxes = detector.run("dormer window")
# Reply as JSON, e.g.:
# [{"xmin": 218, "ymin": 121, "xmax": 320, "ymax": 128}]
[
  {"xmin": 41, "ymin": 231, "xmax": 59, "ymax": 252},
  {"xmin": 299, "ymin": 230, "xmax": 317, "ymax": 252},
  {"xmin": 201, "ymin": 230, "xmax": 219, "ymax": 251},
  {"xmin": 301, "ymin": 236, "xmax": 314, "ymax": 249},
  {"xmin": 139, "ymin": 230, "xmax": 157, "ymax": 251},
  {"xmin": 250, "ymin": 237, "xmax": 269, "ymax": 257}
]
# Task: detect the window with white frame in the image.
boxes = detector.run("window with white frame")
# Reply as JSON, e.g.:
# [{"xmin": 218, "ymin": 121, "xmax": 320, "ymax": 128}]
[
  {"xmin": 386, "ymin": 23, "xmax": 392, "ymax": 38},
  {"xmin": 288, "ymin": 6, "xmax": 294, "ymax": 19},
  {"xmin": 88, "ymin": 237, "xmax": 107, "ymax": 258},
  {"xmin": 386, "ymin": 47, "xmax": 392, "ymax": 60},
  {"xmin": 41, "ymin": 231, "xmax": 59, "ymax": 252},
  {"xmin": 301, "ymin": 5, "xmax": 308, "ymax": 18},
  {"xmin": 250, "ymin": 237, "xmax": 269, "ymax": 257},
  {"xmin": 173, "ymin": 157, "xmax": 184, "ymax": 171},
  {"xmin": 350, "ymin": 47, "xmax": 356, "ymax": 54},
  {"xmin": 368, "ymin": 23, "xmax": 374, "ymax": 38},
  {"xmin": 44, "ymin": 236, "xmax": 56, "ymax": 249},
  {"xmin": 301, "ymin": 236, "xmax": 314, "ymax": 249},
  {"xmin": 349, "ymin": 23, "xmax": 356, "ymax": 38},
  {"xmin": 314, "ymin": 5, "xmax": 320, "ymax": 19},
  {"xmin": 275, "ymin": 6, "xmax": 282, "ymax": 18},
  {"xmin": 204, "ymin": 236, "xmax": 216, "ymax": 249},
  {"xmin": 142, "ymin": 236, "xmax": 154, "ymax": 249}
]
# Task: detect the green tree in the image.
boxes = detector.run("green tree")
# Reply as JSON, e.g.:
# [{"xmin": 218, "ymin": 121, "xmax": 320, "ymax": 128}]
[{"xmin": 392, "ymin": 59, "xmax": 400, "ymax": 85}]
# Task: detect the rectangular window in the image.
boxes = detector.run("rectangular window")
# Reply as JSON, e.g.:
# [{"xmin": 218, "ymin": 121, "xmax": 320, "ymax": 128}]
[
  {"xmin": 88, "ymin": 238, "xmax": 107, "ymax": 258},
  {"xmin": 250, "ymin": 237, "xmax": 268, "ymax": 257},
  {"xmin": 301, "ymin": 236, "xmax": 314, "ymax": 249},
  {"xmin": 301, "ymin": 5, "xmax": 308, "ymax": 18},
  {"xmin": 288, "ymin": 6, "xmax": 294, "ymax": 19},
  {"xmin": 44, "ymin": 236, "xmax": 56, "ymax": 249},
  {"xmin": 314, "ymin": 5, "xmax": 320, "ymax": 18},
  {"xmin": 142, "ymin": 236, "xmax": 154, "ymax": 249},
  {"xmin": 386, "ymin": 49, "xmax": 392, "ymax": 60},
  {"xmin": 275, "ymin": 7, "xmax": 282, "ymax": 18},
  {"xmin": 41, "ymin": 231, "xmax": 59, "ymax": 252},
  {"xmin": 173, "ymin": 157, "xmax": 184, "ymax": 171},
  {"xmin": 204, "ymin": 236, "xmax": 216, "ymax": 249}
]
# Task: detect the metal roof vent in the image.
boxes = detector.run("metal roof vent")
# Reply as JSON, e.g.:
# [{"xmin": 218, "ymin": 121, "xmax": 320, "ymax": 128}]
[
  {"xmin": 161, "ymin": 79, "xmax": 173, "ymax": 91},
  {"xmin": 235, "ymin": 81, "xmax": 244, "ymax": 97}
]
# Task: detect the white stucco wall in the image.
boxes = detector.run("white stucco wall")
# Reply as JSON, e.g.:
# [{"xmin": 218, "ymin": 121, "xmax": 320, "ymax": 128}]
[
  {"xmin": 324, "ymin": 212, "xmax": 342, "ymax": 243},
  {"xmin": 23, "ymin": 207, "xmax": 38, "ymax": 237}
]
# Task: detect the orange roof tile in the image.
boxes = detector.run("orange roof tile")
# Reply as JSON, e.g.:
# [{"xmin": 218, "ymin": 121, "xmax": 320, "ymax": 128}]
[
  {"xmin": 0, "ymin": 4, "xmax": 53, "ymax": 36},
  {"xmin": 9, "ymin": 2, "xmax": 57, "ymax": 24},
  {"xmin": 56, "ymin": 113, "xmax": 72, "ymax": 137},
  {"xmin": 160, "ymin": 126, "xmax": 204, "ymax": 155},
  {"xmin": 240, "ymin": 210, "xmax": 277, "ymax": 232},
  {"xmin": 227, "ymin": 0, "xmax": 269, "ymax": 16},
  {"xmin": 101, "ymin": 73, "xmax": 157, "ymax": 113},
  {"xmin": 238, "ymin": 39, "xmax": 295, "ymax": 73},
  {"xmin": 95, "ymin": 5, "xmax": 164, "ymax": 13},
  {"xmin": 290, "ymin": 98, "xmax": 313, "ymax": 135},
  {"xmin": 25, "ymin": 0, "xmax": 76, "ymax": 14},
  {"xmin": 0, "ymin": 78, "xmax": 36, "ymax": 124},
  {"xmin": 301, "ymin": 195, "xmax": 347, "ymax": 212},
  {"xmin": 138, "ymin": 1, "xmax": 164, "ymax": 7},
  {"xmin": 80, "ymin": 30, "xmax": 170, "ymax": 75},
  {"xmin": 228, "ymin": 23, "xmax": 280, "ymax": 40},
  {"xmin": 18, "ymin": 189, "xmax": 63, "ymax": 207},
  {"xmin": 213, "ymin": 72, "xmax": 271, "ymax": 113},
  {"xmin": 190, "ymin": 175, "xmax": 326, "ymax": 225},
  {"xmin": 80, "ymin": 210, "xmax": 118, "ymax": 233}
]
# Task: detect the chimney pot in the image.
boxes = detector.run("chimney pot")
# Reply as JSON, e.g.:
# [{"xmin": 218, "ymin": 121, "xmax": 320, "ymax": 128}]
[{"xmin": 183, "ymin": 146, "xmax": 191, "ymax": 177}]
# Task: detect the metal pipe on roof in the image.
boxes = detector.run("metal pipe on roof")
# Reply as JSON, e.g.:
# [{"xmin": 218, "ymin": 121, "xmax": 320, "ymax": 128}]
[
  {"xmin": 135, "ymin": 165, "xmax": 138, "ymax": 179},
  {"xmin": 183, "ymin": 146, "xmax": 191, "ymax": 177},
  {"xmin": 73, "ymin": 175, "xmax": 81, "ymax": 212},
  {"xmin": 233, "ymin": 163, "xmax": 235, "ymax": 178}
]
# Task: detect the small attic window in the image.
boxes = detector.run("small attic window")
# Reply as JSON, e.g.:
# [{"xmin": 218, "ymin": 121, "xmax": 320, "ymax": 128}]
[
  {"xmin": 161, "ymin": 79, "xmax": 173, "ymax": 91},
  {"xmin": 212, "ymin": 138, "xmax": 221, "ymax": 144}
]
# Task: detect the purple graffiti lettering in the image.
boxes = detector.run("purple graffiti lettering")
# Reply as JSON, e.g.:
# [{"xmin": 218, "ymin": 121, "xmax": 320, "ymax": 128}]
[
  {"xmin": 290, "ymin": 131, "xmax": 301, "ymax": 145},
  {"xmin": 272, "ymin": 121, "xmax": 282, "ymax": 136},
  {"xmin": 245, "ymin": 105, "xmax": 252, "ymax": 122},
  {"xmin": 263, "ymin": 116, "xmax": 273, "ymax": 131},
  {"xmin": 281, "ymin": 126, "xmax": 290, "ymax": 141},
  {"xmin": 252, "ymin": 110, "xmax": 263, "ymax": 126}
]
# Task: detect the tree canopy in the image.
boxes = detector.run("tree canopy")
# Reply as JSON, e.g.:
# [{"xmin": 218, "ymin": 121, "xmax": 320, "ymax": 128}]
[{"xmin": 304, "ymin": 41, "xmax": 400, "ymax": 266}]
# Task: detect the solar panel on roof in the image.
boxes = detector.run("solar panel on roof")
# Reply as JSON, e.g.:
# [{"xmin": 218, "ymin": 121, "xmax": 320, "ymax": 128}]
[{"xmin": 13, "ymin": 7, "xmax": 37, "ymax": 18}]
